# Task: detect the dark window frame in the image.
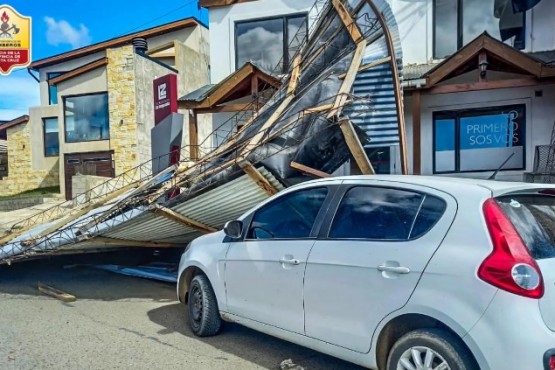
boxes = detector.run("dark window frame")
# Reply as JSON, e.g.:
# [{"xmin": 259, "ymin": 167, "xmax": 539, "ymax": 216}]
[
  {"xmin": 42, "ymin": 116, "xmax": 60, "ymax": 157},
  {"xmin": 234, "ymin": 12, "xmax": 309, "ymax": 73},
  {"xmin": 62, "ymin": 91, "xmax": 110, "ymax": 144},
  {"xmin": 322, "ymin": 185, "xmax": 447, "ymax": 242},
  {"xmin": 243, "ymin": 186, "xmax": 333, "ymax": 241},
  {"xmin": 47, "ymin": 72, "xmax": 64, "ymax": 105},
  {"xmin": 432, "ymin": 0, "xmax": 526, "ymax": 59},
  {"xmin": 432, "ymin": 104, "xmax": 526, "ymax": 174}
]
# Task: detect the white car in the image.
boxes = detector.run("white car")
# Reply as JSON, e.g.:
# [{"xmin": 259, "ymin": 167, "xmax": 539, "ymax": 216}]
[{"xmin": 177, "ymin": 175, "xmax": 555, "ymax": 370}]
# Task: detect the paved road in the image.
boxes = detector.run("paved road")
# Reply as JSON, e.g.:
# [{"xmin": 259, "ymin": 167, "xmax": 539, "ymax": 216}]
[{"xmin": 0, "ymin": 257, "xmax": 364, "ymax": 370}]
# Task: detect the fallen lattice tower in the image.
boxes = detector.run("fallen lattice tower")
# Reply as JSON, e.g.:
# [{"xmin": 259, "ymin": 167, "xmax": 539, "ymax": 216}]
[{"xmin": 0, "ymin": 0, "xmax": 406, "ymax": 264}]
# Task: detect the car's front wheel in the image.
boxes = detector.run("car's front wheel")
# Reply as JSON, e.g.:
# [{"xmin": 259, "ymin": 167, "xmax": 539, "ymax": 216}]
[
  {"xmin": 188, "ymin": 274, "xmax": 221, "ymax": 337},
  {"xmin": 387, "ymin": 329, "xmax": 477, "ymax": 370}
]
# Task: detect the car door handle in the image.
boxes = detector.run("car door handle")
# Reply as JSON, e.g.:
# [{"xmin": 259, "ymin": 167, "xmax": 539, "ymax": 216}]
[
  {"xmin": 280, "ymin": 258, "xmax": 301, "ymax": 265},
  {"xmin": 377, "ymin": 265, "xmax": 411, "ymax": 274}
]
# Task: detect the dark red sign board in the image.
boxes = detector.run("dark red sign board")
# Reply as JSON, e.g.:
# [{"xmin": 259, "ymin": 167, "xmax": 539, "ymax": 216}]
[{"xmin": 153, "ymin": 74, "xmax": 178, "ymax": 125}]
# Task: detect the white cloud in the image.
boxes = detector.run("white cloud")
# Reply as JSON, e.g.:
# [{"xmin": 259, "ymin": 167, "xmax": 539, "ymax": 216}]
[
  {"xmin": 44, "ymin": 16, "xmax": 92, "ymax": 49},
  {"xmin": 0, "ymin": 74, "xmax": 40, "ymax": 120}
]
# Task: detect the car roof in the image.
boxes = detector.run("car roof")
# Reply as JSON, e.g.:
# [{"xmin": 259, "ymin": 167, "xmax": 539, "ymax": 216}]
[{"xmin": 296, "ymin": 175, "xmax": 555, "ymax": 196}]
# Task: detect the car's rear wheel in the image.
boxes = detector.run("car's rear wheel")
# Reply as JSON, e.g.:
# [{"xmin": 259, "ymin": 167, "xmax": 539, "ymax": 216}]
[
  {"xmin": 188, "ymin": 274, "xmax": 221, "ymax": 337},
  {"xmin": 387, "ymin": 329, "xmax": 477, "ymax": 370}
]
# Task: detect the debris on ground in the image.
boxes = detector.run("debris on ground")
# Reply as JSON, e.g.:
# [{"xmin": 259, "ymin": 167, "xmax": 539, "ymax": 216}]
[
  {"xmin": 94, "ymin": 263, "xmax": 178, "ymax": 283},
  {"xmin": 37, "ymin": 282, "xmax": 77, "ymax": 302},
  {"xmin": 280, "ymin": 358, "xmax": 304, "ymax": 370}
]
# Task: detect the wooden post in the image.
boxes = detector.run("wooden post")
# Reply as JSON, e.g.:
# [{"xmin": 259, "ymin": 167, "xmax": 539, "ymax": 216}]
[
  {"xmin": 189, "ymin": 111, "xmax": 199, "ymax": 161},
  {"xmin": 412, "ymin": 90, "xmax": 421, "ymax": 175},
  {"xmin": 339, "ymin": 119, "xmax": 375, "ymax": 175},
  {"xmin": 153, "ymin": 205, "xmax": 217, "ymax": 234},
  {"xmin": 290, "ymin": 162, "xmax": 331, "ymax": 178}
]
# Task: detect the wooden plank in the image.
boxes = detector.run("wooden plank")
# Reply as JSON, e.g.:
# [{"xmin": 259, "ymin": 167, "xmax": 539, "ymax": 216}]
[
  {"xmin": 366, "ymin": 0, "xmax": 408, "ymax": 175},
  {"xmin": 189, "ymin": 112, "xmax": 199, "ymax": 161},
  {"xmin": 327, "ymin": 40, "xmax": 367, "ymax": 119},
  {"xmin": 412, "ymin": 90, "xmax": 421, "ymax": 175},
  {"xmin": 15, "ymin": 183, "xmax": 139, "ymax": 247},
  {"xmin": 339, "ymin": 119, "xmax": 375, "ymax": 175},
  {"xmin": 290, "ymin": 162, "xmax": 331, "ymax": 178},
  {"xmin": 38, "ymin": 282, "xmax": 76, "ymax": 303},
  {"xmin": 195, "ymin": 63, "xmax": 254, "ymax": 109},
  {"xmin": 240, "ymin": 161, "xmax": 279, "ymax": 196},
  {"xmin": 91, "ymin": 237, "xmax": 179, "ymax": 248},
  {"xmin": 483, "ymin": 37, "xmax": 542, "ymax": 77},
  {"xmin": 287, "ymin": 56, "xmax": 302, "ymax": 95},
  {"xmin": 153, "ymin": 205, "xmax": 217, "ymax": 233},
  {"xmin": 426, "ymin": 77, "xmax": 541, "ymax": 94},
  {"xmin": 332, "ymin": 0, "xmax": 363, "ymax": 42},
  {"xmin": 338, "ymin": 56, "xmax": 392, "ymax": 79}
]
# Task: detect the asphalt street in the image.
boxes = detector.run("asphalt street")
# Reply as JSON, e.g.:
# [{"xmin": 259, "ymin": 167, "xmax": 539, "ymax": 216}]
[{"xmin": 0, "ymin": 255, "xmax": 364, "ymax": 370}]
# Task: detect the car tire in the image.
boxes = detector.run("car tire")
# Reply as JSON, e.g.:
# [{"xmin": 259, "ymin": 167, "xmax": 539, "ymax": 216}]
[
  {"xmin": 386, "ymin": 328, "xmax": 477, "ymax": 370},
  {"xmin": 188, "ymin": 274, "xmax": 221, "ymax": 337}
]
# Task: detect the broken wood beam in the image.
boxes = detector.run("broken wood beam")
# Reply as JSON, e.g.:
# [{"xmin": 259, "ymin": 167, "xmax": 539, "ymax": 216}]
[
  {"xmin": 332, "ymin": 0, "xmax": 363, "ymax": 43},
  {"xmin": 338, "ymin": 119, "xmax": 375, "ymax": 175},
  {"xmin": 240, "ymin": 161, "xmax": 279, "ymax": 196},
  {"xmin": 327, "ymin": 40, "xmax": 367, "ymax": 119},
  {"xmin": 290, "ymin": 162, "xmax": 331, "ymax": 178},
  {"xmin": 153, "ymin": 205, "xmax": 217, "ymax": 234},
  {"xmin": 38, "ymin": 282, "xmax": 76, "ymax": 303},
  {"xmin": 287, "ymin": 55, "xmax": 302, "ymax": 95},
  {"xmin": 338, "ymin": 56, "xmax": 392, "ymax": 79}
]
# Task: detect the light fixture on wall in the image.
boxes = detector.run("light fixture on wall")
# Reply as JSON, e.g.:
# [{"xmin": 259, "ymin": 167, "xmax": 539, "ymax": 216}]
[
  {"xmin": 120, "ymin": 119, "xmax": 124, "ymax": 125},
  {"xmin": 478, "ymin": 52, "xmax": 488, "ymax": 79}
]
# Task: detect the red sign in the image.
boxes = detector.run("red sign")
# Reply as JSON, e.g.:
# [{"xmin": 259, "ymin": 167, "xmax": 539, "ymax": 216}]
[
  {"xmin": 153, "ymin": 74, "xmax": 178, "ymax": 125},
  {"xmin": 0, "ymin": 5, "xmax": 31, "ymax": 75}
]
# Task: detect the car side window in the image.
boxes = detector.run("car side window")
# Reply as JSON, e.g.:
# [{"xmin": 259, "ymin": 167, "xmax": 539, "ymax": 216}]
[
  {"xmin": 410, "ymin": 195, "xmax": 447, "ymax": 239},
  {"xmin": 329, "ymin": 186, "xmax": 432, "ymax": 240},
  {"xmin": 248, "ymin": 187, "xmax": 328, "ymax": 240}
]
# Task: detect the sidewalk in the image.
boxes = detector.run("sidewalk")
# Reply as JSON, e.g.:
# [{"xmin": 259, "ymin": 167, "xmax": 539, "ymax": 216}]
[{"xmin": 0, "ymin": 196, "xmax": 66, "ymax": 235}]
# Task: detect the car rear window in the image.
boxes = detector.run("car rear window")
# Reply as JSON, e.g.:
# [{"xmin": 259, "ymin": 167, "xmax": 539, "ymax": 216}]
[
  {"xmin": 329, "ymin": 186, "xmax": 446, "ymax": 240},
  {"xmin": 497, "ymin": 194, "xmax": 555, "ymax": 259}
]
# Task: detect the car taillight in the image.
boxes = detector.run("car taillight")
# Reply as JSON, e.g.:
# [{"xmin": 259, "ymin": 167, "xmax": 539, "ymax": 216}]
[
  {"xmin": 550, "ymin": 355, "xmax": 555, "ymax": 370},
  {"xmin": 479, "ymin": 198, "xmax": 544, "ymax": 299}
]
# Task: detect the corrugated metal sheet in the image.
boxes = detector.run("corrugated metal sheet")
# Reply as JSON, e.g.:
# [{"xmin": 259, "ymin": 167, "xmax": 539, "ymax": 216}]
[
  {"xmin": 98, "ymin": 168, "xmax": 284, "ymax": 245},
  {"xmin": 342, "ymin": 0, "xmax": 404, "ymax": 149}
]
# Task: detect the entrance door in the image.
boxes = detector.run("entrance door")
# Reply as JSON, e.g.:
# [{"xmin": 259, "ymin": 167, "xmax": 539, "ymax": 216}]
[{"xmin": 64, "ymin": 151, "xmax": 114, "ymax": 200}]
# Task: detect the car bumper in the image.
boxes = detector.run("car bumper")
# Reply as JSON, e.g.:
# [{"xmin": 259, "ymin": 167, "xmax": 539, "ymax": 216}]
[{"xmin": 464, "ymin": 290, "xmax": 555, "ymax": 370}]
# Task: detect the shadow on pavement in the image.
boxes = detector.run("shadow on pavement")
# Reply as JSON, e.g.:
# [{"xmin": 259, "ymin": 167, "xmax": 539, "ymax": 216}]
[
  {"xmin": 148, "ymin": 303, "xmax": 365, "ymax": 370},
  {"xmin": 0, "ymin": 252, "xmax": 177, "ymax": 301}
]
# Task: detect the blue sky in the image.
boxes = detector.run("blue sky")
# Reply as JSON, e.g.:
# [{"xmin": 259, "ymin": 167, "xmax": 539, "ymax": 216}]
[{"xmin": 0, "ymin": 0, "xmax": 208, "ymax": 121}]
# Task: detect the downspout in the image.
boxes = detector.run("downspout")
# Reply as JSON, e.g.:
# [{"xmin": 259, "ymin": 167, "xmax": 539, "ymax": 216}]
[{"xmin": 27, "ymin": 68, "xmax": 40, "ymax": 83}]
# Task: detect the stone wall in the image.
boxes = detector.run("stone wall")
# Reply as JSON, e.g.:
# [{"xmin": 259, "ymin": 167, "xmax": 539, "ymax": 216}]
[
  {"xmin": 107, "ymin": 46, "xmax": 139, "ymax": 176},
  {"xmin": 0, "ymin": 122, "xmax": 59, "ymax": 196}
]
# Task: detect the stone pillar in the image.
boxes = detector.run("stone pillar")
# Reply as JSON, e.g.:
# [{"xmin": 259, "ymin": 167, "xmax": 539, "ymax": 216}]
[{"xmin": 106, "ymin": 46, "xmax": 138, "ymax": 176}]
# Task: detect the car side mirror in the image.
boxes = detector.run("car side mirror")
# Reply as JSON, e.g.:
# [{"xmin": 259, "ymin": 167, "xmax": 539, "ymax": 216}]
[{"xmin": 224, "ymin": 220, "xmax": 243, "ymax": 239}]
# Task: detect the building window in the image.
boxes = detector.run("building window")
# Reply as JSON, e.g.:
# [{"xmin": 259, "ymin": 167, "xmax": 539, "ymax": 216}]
[
  {"xmin": 433, "ymin": 0, "xmax": 525, "ymax": 59},
  {"xmin": 433, "ymin": 105, "xmax": 526, "ymax": 174},
  {"xmin": 64, "ymin": 93, "xmax": 110, "ymax": 143},
  {"xmin": 47, "ymin": 72, "xmax": 63, "ymax": 105},
  {"xmin": 235, "ymin": 14, "xmax": 308, "ymax": 73},
  {"xmin": 43, "ymin": 117, "xmax": 59, "ymax": 156}
]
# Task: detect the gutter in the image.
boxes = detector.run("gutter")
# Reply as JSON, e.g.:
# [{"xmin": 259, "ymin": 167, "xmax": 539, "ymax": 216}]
[{"xmin": 401, "ymin": 78, "xmax": 426, "ymax": 89}]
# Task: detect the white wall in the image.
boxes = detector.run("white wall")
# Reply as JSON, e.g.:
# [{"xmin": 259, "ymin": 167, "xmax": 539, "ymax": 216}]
[
  {"xmin": 405, "ymin": 83, "xmax": 555, "ymax": 180},
  {"xmin": 208, "ymin": 0, "xmax": 314, "ymax": 83}
]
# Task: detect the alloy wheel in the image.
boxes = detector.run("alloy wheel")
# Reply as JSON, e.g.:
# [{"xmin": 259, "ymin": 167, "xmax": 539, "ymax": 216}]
[{"xmin": 396, "ymin": 346, "xmax": 451, "ymax": 370}]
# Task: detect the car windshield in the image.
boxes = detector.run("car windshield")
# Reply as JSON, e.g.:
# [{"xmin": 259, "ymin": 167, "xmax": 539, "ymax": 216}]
[{"xmin": 497, "ymin": 194, "xmax": 555, "ymax": 260}]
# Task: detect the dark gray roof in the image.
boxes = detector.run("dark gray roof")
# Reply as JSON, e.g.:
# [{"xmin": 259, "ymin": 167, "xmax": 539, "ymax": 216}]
[
  {"xmin": 179, "ymin": 84, "xmax": 217, "ymax": 103},
  {"xmin": 528, "ymin": 50, "xmax": 555, "ymax": 65}
]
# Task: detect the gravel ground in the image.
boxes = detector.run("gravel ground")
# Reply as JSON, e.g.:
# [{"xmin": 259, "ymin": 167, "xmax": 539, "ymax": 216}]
[{"xmin": 0, "ymin": 256, "xmax": 364, "ymax": 370}]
